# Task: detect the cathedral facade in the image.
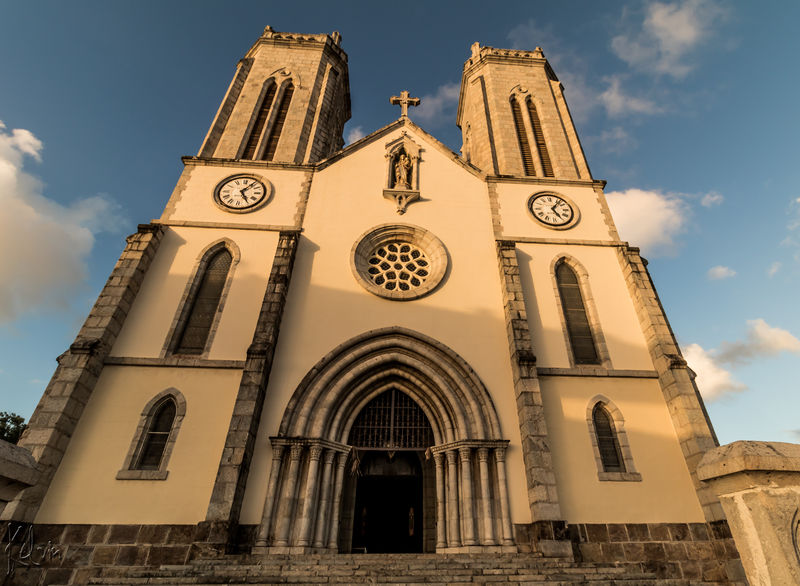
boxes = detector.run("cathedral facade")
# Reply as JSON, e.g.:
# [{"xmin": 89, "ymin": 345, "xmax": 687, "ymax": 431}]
[{"xmin": 1, "ymin": 27, "xmax": 744, "ymax": 583}]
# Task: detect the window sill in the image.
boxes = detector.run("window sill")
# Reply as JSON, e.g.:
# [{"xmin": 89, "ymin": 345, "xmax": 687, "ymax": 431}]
[
  {"xmin": 116, "ymin": 469, "xmax": 169, "ymax": 480},
  {"xmin": 598, "ymin": 471, "xmax": 642, "ymax": 482}
]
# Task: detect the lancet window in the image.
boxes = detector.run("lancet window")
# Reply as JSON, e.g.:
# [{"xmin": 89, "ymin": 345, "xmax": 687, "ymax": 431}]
[
  {"xmin": 511, "ymin": 98, "xmax": 535, "ymax": 176},
  {"xmin": 173, "ymin": 247, "xmax": 233, "ymax": 354},
  {"xmin": 526, "ymin": 98, "xmax": 553, "ymax": 177},
  {"xmin": 555, "ymin": 260, "xmax": 599, "ymax": 364}
]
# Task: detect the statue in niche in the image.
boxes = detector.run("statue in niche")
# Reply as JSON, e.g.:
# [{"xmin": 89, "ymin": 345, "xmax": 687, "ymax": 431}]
[{"xmin": 394, "ymin": 152, "xmax": 412, "ymax": 190}]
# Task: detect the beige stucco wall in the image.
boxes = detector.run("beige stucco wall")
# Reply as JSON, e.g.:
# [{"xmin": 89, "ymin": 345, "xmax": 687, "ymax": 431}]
[
  {"xmin": 239, "ymin": 126, "xmax": 531, "ymax": 525},
  {"xmin": 494, "ymin": 183, "xmax": 614, "ymax": 242},
  {"xmin": 160, "ymin": 164, "xmax": 307, "ymax": 227},
  {"xmin": 540, "ymin": 376, "xmax": 705, "ymax": 523},
  {"xmin": 111, "ymin": 226, "xmax": 278, "ymax": 360},
  {"xmin": 517, "ymin": 242, "xmax": 653, "ymax": 370},
  {"xmin": 36, "ymin": 366, "xmax": 240, "ymax": 524}
]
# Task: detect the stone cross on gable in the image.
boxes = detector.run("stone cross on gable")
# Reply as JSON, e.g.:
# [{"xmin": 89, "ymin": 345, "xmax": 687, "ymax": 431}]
[{"xmin": 390, "ymin": 91, "xmax": 420, "ymax": 118}]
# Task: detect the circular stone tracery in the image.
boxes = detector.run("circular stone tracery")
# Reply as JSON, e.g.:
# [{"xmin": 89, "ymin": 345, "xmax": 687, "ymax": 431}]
[
  {"xmin": 367, "ymin": 242, "xmax": 430, "ymax": 292},
  {"xmin": 352, "ymin": 224, "xmax": 448, "ymax": 301}
]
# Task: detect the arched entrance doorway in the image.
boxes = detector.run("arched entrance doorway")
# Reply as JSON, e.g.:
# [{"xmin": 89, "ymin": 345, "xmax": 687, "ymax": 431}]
[
  {"xmin": 254, "ymin": 328, "xmax": 516, "ymax": 554},
  {"xmin": 345, "ymin": 389, "xmax": 434, "ymax": 553}
]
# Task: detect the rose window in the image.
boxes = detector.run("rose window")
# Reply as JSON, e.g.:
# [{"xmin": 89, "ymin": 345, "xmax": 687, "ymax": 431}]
[
  {"xmin": 367, "ymin": 242, "xmax": 430, "ymax": 292},
  {"xmin": 351, "ymin": 224, "xmax": 448, "ymax": 301}
]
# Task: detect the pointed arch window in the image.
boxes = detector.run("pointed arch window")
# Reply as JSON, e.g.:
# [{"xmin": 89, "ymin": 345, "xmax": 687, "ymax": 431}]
[
  {"xmin": 586, "ymin": 397, "xmax": 641, "ymax": 482},
  {"xmin": 136, "ymin": 398, "xmax": 176, "ymax": 470},
  {"xmin": 117, "ymin": 389, "xmax": 187, "ymax": 481},
  {"xmin": 242, "ymin": 81, "xmax": 277, "ymax": 160},
  {"xmin": 262, "ymin": 82, "xmax": 294, "ymax": 161},
  {"xmin": 511, "ymin": 98, "xmax": 535, "ymax": 176},
  {"xmin": 592, "ymin": 404, "xmax": 624, "ymax": 472},
  {"xmin": 556, "ymin": 261, "xmax": 599, "ymax": 365},
  {"xmin": 526, "ymin": 98, "xmax": 553, "ymax": 177},
  {"xmin": 173, "ymin": 247, "xmax": 232, "ymax": 355}
]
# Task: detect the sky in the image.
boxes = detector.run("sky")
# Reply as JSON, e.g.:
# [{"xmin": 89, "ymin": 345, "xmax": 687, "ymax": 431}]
[{"xmin": 1, "ymin": 1, "xmax": 798, "ymax": 446}]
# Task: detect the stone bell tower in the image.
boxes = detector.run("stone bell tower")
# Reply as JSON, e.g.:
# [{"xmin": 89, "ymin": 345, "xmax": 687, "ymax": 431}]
[
  {"xmin": 199, "ymin": 25, "xmax": 351, "ymax": 164},
  {"xmin": 457, "ymin": 42, "xmax": 591, "ymax": 180}
]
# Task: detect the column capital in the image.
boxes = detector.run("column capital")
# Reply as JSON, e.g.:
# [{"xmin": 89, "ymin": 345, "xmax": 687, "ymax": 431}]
[
  {"xmin": 494, "ymin": 445, "xmax": 506, "ymax": 462},
  {"xmin": 323, "ymin": 448, "xmax": 336, "ymax": 465},
  {"xmin": 477, "ymin": 446, "xmax": 490, "ymax": 461},
  {"xmin": 433, "ymin": 451, "xmax": 445, "ymax": 466},
  {"xmin": 270, "ymin": 443, "xmax": 285, "ymax": 461},
  {"xmin": 290, "ymin": 443, "xmax": 304, "ymax": 460},
  {"xmin": 459, "ymin": 446, "xmax": 472, "ymax": 462},
  {"xmin": 309, "ymin": 444, "xmax": 324, "ymax": 461}
]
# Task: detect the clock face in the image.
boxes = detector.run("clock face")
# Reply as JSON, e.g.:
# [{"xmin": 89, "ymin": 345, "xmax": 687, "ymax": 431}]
[
  {"xmin": 215, "ymin": 175, "xmax": 268, "ymax": 211},
  {"xmin": 528, "ymin": 193, "xmax": 575, "ymax": 227}
]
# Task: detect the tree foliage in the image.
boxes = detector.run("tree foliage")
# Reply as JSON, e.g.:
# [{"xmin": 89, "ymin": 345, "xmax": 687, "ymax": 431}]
[{"xmin": 0, "ymin": 412, "xmax": 27, "ymax": 444}]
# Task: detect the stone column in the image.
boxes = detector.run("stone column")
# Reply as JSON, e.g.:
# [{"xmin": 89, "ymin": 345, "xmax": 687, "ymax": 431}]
[
  {"xmin": 477, "ymin": 447, "xmax": 496, "ymax": 545},
  {"xmin": 446, "ymin": 449, "xmax": 461, "ymax": 547},
  {"xmin": 327, "ymin": 451, "xmax": 348, "ymax": 550},
  {"xmin": 296, "ymin": 444, "xmax": 323, "ymax": 547},
  {"xmin": 495, "ymin": 240, "xmax": 562, "ymax": 525},
  {"xmin": 274, "ymin": 443, "xmax": 304, "ymax": 547},
  {"xmin": 697, "ymin": 441, "xmax": 800, "ymax": 585},
  {"xmin": 495, "ymin": 446, "xmax": 514, "ymax": 545},
  {"xmin": 255, "ymin": 443, "xmax": 285, "ymax": 548},
  {"xmin": 459, "ymin": 446, "xmax": 478, "ymax": 546},
  {"xmin": 205, "ymin": 230, "xmax": 301, "ymax": 545},
  {"xmin": 313, "ymin": 449, "xmax": 336, "ymax": 548},
  {"xmin": 433, "ymin": 452, "xmax": 447, "ymax": 549}
]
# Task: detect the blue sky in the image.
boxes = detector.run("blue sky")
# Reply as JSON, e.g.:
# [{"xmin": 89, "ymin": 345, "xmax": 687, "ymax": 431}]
[{"xmin": 1, "ymin": 1, "xmax": 798, "ymax": 445}]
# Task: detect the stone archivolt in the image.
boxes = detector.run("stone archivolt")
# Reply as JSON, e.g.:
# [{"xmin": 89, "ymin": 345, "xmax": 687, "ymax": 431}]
[{"xmin": 256, "ymin": 328, "xmax": 514, "ymax": 553}]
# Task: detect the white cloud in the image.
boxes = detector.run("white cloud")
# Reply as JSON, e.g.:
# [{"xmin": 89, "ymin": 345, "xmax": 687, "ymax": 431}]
[
  {"xmin": 413, "ymin": 83, "xmax": 460, "ymax": 126},
  {"xmin": 684, "ymin": 343, "xmax": 746, "ymax": 400},
  {"xmin": 700, "ymin": 192, "xmax": 723, "ymax": 207},
  {"xmin": 605, "ymin": 188, "xmax": 689, "ymax": 256},
  {"xmin": 707, "ymin": 265, "xmax": 735, "ymax": 280},
  {"xmin": 611, "ymin": 0, "xmax": 725, "ymax": 79},
  {"xmin": 599, "ymin": 76, "xmax": 663, "ymax": 117},
  {"xmin": 345, "ymin": 125, "xmax": 365, "ymax": 144},
  {"xmin": 767, "ymin": 261, "xmax": 781, "ymax": 277},
  {"xmin": 686, "ymin": 318, "xmax": 800, "ymax": 400},
  {"xmin": 717, "ymin": 319, "xmax": 800, "ymax": 364},
  {"xmin": 0, "ymin": 121, "xmax": 124, "ymax": 324}
]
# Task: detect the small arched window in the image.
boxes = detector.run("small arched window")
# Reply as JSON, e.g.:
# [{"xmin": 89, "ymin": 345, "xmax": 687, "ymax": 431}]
[
  {"xmin": 262, "ymin": 82, "xmax": 294, "ymax": 161},
  {"xmin": 135, "ymin": 399, "xmax": 176, "ymax": 470},
  {"xmin": 118, "ymin": 389, "xmax": 186, "ymax": 480},
  {"xmin": 242, "ymin": 81, "xmax": 277, "ymax": 160},
  {"xmin": 586, "ymin": 397, "xmax": 641, "ymax": 482},
  {"xmin": 173, "ymin": 248, "xmax": 232, "ymax": 355},
  {"xmin": 592, "ymin": 404, "xmax": 624, "ymax": 472},
  {"xmin": 556, "ymin": 261, "xmax": 599, "ymax": 364}
]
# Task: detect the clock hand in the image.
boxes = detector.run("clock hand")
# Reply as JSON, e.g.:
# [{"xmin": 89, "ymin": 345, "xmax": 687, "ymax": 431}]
[{"xmin": 550, "ymin": 205, "xmax": 562, "ymax": 219}]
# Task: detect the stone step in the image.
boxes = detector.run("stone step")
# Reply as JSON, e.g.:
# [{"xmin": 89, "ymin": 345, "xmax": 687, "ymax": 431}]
[{"xmin": 44, "ymin": 552, "xmax": 744, "ymax": 585}]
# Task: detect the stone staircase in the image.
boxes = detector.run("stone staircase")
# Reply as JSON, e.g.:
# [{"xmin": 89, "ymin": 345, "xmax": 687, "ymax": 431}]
[{"xmin": 52, "ymin": 552, "xmax": 742, "ymax": 585}]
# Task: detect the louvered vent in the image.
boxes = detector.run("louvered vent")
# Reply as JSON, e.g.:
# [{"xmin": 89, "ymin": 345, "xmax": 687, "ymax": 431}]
[
  {"xmin": 511, "ymin": 99, "xmax": 535, "ymax": 176},
  {"xmin": 527, "ymin": 99, "xmax": 554, "ymax": 177},
  {"xmin": 262, "ymin": 83, "xmax": 294, "ymax": 161},
  {"xmin": 242, "ymin": 82, "xmax": 277, "ymax": 160}
]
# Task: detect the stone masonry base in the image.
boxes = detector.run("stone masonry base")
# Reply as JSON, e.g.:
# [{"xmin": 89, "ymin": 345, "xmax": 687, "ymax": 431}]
[{"xmin": 1, "ymin": 521, "xmax": 744, "ymax": 585}]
